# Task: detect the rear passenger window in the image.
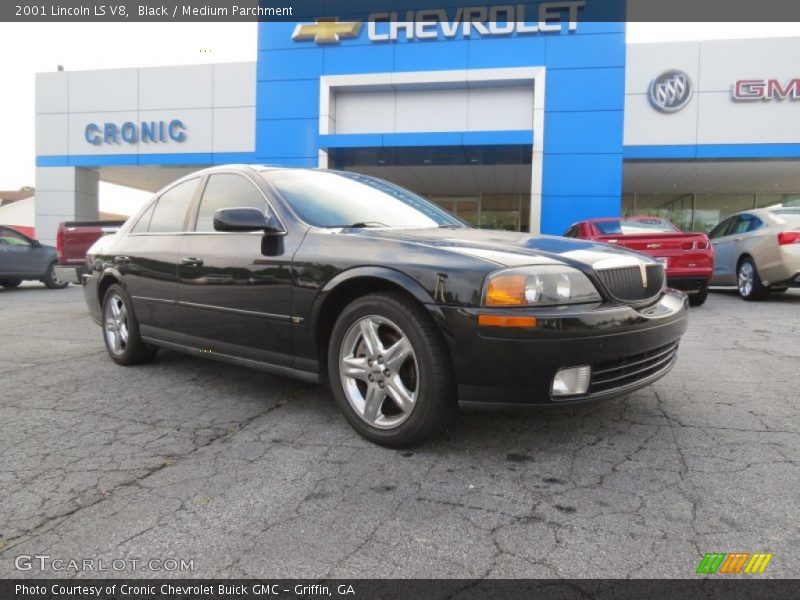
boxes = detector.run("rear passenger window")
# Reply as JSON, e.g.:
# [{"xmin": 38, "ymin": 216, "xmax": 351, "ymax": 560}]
[
  {"xmin": 131, "ymin": 201, "xmax": 156, "ymax": 233},
  {"xmin": 195, "ymin": 173, "xmax": 267, "ymax": 232},
  {"xmin": 148, "ymin": 179, "xmax": 198, "ymax": 233}
]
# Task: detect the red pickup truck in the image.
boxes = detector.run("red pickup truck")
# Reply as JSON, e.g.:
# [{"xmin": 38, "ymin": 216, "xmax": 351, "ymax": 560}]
[
  {"xmin": 53, "ymin": 220, "xmax": 126, "ymax": 285},
  {"xmin": 563, "ymin": 216, "xmax": 714, "ymax": 306}
]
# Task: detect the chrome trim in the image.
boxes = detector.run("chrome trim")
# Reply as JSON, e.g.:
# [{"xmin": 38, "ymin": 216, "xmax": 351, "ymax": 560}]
[{"xmin": 177, "ymin": 300, "xmax": 292, "ymax": 322}]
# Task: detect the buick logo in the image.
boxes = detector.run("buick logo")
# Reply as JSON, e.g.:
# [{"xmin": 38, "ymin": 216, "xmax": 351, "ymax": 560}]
[{"xmin": 649, "ymin": 70, "xmax": 693, "ymax": 113}]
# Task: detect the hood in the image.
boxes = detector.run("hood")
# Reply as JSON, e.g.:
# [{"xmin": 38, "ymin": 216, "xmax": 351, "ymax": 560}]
[{"xmin": 338, "ymin": 227, "xmax": 657, "ymax": 270}]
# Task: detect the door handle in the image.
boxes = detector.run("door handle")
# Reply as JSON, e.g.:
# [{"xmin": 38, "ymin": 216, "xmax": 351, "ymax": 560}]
[
  {"xmin": 114, "ymin": 256, "xmax": 130, "ymax": 265},
  {"xmin": 181, "ymin": 257, "xmax": 204, "ymax": 267}
]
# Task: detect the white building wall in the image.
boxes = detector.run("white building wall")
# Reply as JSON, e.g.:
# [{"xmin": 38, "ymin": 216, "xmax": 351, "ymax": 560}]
[
  {"xmin": 624, "ymin": 37, "xmax": 800, "ymax": 146},
  {"xmin": 36, "ymin": 62, "xmax": 256, "ymax": 158},
  {"xmin": 34, "ymin": 167, "xmax": 99, "ymax": 245}
]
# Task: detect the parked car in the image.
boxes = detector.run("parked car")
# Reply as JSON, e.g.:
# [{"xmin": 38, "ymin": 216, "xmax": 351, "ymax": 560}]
[
  {"xmin": 708, "ymin": 207, "xmax": 800, "ymax": 300},
  {"xmin": 0, "ymin": 225, "xmax": 68, "ymax": 289},
  {"xmin": 53, "ymin": 220, "xmax": 126, "ymax": 285},
  {"xmin": 563, "ymin": 217, "xmax": 714, "ymax": 306},
  {"xmin": 82, "ymin": 166, "xmax": 688, "ymax": 447}
]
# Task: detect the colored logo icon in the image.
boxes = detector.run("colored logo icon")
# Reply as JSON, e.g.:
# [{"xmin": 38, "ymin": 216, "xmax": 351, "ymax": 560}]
[
  {"xmin": 649, "ymin": 70, "xmax": 693, "ymax": 113},
  {"xmin": 292, "ymin": 19, "xmax": 362, "ymax": 44},
  {"xmin": 696, "ymin": 552, "xmax": 773, "ymax": 574}
]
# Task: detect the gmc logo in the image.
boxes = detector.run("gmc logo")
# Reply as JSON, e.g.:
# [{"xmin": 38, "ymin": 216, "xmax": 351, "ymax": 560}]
[{"xmin": 733, "ymin": 79, "xmax": 800, "ymax": 101}]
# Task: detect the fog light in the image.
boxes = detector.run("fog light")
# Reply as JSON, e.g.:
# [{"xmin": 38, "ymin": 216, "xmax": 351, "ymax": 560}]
[{"xmin": 552, "ymin": 365, "xmax": 591, "ymax": 397}]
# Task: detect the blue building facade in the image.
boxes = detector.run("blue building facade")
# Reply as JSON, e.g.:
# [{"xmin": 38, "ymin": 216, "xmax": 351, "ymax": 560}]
[{"xmin": 254, "ymin": 18, "xmax": 626, "ymax": 234}]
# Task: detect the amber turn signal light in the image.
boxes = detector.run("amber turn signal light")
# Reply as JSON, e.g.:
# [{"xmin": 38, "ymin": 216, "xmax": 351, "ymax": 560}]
[
  {"xmin": 484, "ymin": 274, "xmax": 527, "ymax": 306},
  {"xmin": 477, "ymin": 314, "xmax": 537, "ymax": 328}
]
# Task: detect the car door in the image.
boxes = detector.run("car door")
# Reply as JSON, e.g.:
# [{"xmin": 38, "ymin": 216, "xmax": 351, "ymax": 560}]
[
  {"xmin": 709, "ymin": 216, "xmax": 739, "ymax": 284},
  {"xmin": 116, "ymin": 178, "xmax": 200, "ymax": 341},
  {"xmin": 0, "ymin": 226, "xmax": 52, "ymax": 278},
  {"xmin": 175, "ymin": 171, "xmax": 303, "ymax": 366}
]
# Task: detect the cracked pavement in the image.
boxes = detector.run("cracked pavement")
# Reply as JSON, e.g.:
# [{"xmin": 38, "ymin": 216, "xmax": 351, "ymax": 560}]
[{"xmin": 0, "ymin": 283, "xmax": 798, "ymax": 578}]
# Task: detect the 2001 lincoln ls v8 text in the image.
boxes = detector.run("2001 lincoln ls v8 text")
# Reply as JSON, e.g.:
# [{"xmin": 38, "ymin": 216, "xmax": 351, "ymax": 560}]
[{"xmin": 83, "ymin": 165, "xmax": 688, "ymax": 447}]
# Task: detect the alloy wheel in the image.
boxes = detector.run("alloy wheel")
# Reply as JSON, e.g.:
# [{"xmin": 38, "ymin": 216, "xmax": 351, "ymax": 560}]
[
  {"xmin": 104, "ymin": 293, "xmax": 129, "ymax": 356},
  {"xmin": 738, "ymin": 261, "xmax": 754, "ymax": 297},
  {"xmin": 338, "ymin": 315, "xmax": 419, "ymax": 430}
]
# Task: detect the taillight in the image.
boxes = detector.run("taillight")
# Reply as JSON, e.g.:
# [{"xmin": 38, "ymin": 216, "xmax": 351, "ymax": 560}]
[
  {"xmin": 56, "ymin": 227, "xmax": 64, "ymax": 261},
  {"xmin": 696, "ymin": 240, "xmax": 709, "ymax": 250},
  {"xmin": 778, "ymin": 231, "xmax": 800, "ymax": 245}
]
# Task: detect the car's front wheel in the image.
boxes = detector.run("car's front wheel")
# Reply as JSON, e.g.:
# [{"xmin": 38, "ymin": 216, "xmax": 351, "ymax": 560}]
[
  {"xmin": 0, "ymin": 279, "xmax": 22, "ymax": 288},
  {"xmin": 42, "ymin": 262, "xmax": 68, "ymax": 289},
  {"xmin": 102, "ymin": 284, "xmax": 157, "ymax": 365},
  {"xmin": 328, "ymin": 292, "xmax": 455, "ymax": 447},
  {"xmin": 737, "ymin": 257, "xmax": 766, "ymax": 301}
]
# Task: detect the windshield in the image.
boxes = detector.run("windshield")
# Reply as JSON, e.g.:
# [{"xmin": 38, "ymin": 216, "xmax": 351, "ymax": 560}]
[
  {"xmin": 261, "ymin": 170, "xmax": 465, "ymax": 229},
  {"xmin": 595, "ymin": 219, "xmax": 678, "ymax": 235}
]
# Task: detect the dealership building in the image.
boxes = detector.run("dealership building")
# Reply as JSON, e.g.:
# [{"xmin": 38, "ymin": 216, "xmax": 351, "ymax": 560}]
[{"xmin": 31, "ymin": 15, "xmax": 800, "ymax": 244}]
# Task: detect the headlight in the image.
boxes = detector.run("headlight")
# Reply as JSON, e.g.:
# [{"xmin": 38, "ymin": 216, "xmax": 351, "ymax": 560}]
[{"xmin": 483, "ymin": 266, "xmax": 601, "ymax": 307}]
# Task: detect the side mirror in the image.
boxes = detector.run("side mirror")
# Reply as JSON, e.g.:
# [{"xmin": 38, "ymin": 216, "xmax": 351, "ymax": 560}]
[
  {"xmin": 31, "ymin": 239, "xmax": 41, "ymax": 247},
  {"xmin": 213, "ymin": 207, "xmax": 283, "ymax": 234}
]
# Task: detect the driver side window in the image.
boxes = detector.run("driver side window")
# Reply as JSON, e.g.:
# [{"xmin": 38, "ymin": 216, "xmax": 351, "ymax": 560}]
[{"xmin": 194, "ymin": 173, "xmax": 268, "ymax": 233}]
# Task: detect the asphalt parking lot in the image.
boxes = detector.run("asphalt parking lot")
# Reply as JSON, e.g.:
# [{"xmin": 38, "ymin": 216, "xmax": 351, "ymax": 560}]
[{"xmin": 0, "ymin": 283, "xmax": 798, "ymax": 579}]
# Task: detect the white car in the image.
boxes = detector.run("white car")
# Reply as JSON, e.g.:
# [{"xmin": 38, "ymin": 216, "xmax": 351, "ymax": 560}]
[{"xmin": 709, "ymin": 207, "xmax": 800, "ymax": 300}]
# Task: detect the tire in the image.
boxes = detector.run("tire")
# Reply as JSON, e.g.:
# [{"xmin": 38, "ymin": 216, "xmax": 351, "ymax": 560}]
[
  {"xmin": 737, "ymin": 256, "xmax": 767, "ymax": 301},
  {"xmin": 102, "ymin": 284, "xmax": 157, "ymax": 365},
  {"xmin": 0, "ymin": 279, "xmax": 22, "ymax": 288},
  {"xmin": 688, "ymin": 282, "xmax": 709, "ymax": 307},
  {"xmin": 328, "ymin": 291, "xmax": 456, "ymax": 448},
  {"xmin": 42, "ymin": 262, "xmax": 68, "ymax": 289}
]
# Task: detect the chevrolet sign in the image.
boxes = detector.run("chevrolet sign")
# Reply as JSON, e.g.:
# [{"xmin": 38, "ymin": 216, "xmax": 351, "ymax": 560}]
[{"xmin": 292, "ymin": 2, "xmax": 585, "ymax": 44}]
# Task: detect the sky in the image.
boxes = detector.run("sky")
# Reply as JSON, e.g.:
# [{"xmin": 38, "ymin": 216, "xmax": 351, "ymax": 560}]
[{"xmin": 0, "ymin": 21, "xmax": 799, "ymax": 215}]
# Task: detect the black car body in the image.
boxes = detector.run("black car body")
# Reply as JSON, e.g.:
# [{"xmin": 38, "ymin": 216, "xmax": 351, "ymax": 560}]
[
  {"xmin": 83, "ymin": 165, "xmax": 688, "ymax": 446},
  {"xmin": 0, "ymin": 225, "xmax": 67, "ymax": 289}
]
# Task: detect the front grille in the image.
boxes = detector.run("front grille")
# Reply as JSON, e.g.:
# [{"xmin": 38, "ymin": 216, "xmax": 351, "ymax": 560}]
[
  {"xmin": 595, "ymin": 264, "xmax": 665, "ymax": 303},
  {"xmin": 589, "ymin": 341, "xmax": 678, "ymax": 394}
]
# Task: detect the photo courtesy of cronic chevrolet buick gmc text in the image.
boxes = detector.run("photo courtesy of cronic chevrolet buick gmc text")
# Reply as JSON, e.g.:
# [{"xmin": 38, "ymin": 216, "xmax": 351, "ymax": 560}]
[{"xmin": 81, "ymin": 165, "xmax": 688, "ymax": 447}]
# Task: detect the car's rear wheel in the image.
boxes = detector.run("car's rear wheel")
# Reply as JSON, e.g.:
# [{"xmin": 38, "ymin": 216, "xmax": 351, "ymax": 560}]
[
  {"xmin": 0, "ymin": 279, "xmax": 22, "ymax": 288},
  {"xmin": 102, "ymin": 284, "xmax": 157, "ymax": 365},
  {"xmin": 737, "ymin": 257, "xmax": 767, "ymax": 301},
  {"xmin": 328, "ymin": 292, "xmax": 455, "ymax": 447},
  {"xmin": 688, "ymin": 282, "xmax": 709, "ymax": 307},
  {"xmin": 42, "ymin": 262, "xmax": 68, "ymax": 289}
]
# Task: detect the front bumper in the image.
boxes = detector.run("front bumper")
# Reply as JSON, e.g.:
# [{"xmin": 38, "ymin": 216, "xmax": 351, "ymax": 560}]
[{"xmin": 433, "ymin": 290, "xmax": 688, "ymax": 410}]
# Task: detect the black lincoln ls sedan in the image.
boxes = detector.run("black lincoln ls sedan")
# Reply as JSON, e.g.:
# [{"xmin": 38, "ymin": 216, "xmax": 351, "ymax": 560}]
[{"xmin": 83, "ymin": 165, "xmax": 688, "ymax": 447}]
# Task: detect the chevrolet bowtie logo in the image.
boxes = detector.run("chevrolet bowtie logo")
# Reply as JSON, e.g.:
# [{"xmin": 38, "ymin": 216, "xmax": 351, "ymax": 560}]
[{"xmin": 292, "ymin": 19, "xmax": 362, "ymax": 44}]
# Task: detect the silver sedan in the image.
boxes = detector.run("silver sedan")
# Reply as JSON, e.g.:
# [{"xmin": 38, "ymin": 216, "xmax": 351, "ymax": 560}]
[{"xmin": 709, "ymin": 206, "xmax": 800, "ymax": 300}]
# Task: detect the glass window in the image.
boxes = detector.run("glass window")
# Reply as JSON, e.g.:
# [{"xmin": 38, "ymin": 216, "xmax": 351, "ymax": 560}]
[
  {"xmin": 636, "ymin": 193, "xmax": 693, "ymax": 232},
  {"xmin": 563, "ymin": 225, "xmax": 579, "ymax": 238},
  {"xmin": 148, "ymin": 179, "xmax": 198, "ymax": 233},
  {"xmin": 694, "ymin": 194, "xmax": 755, "ymax": 233},
  {"xmin": 195, "ymin": 174, "xmax": 268, "ymax": 232},
  {"xmin": 756, "ymin": 193, "xmax": 800, "ymax": 208},
  {"xmin": 709, "ymin": 217, "xmax": 736, "ymax": 239},
  {"xmin": 131, "ymin": 201, "xmax": 156, "ymax": 234},
  {"xmin": 621, "ymin": 194, "xmax": 635, "ymax": 217},
  {"xmin": 595, "ymin": 218, "xmax": 677, "ymax": 235},
  {"xmin": 480, "ymin": 194, "xmax": 520, "ymax": 231},
  {"xmin": 263, "ymin": 170, "xmax": 464, "ymax": 229},
  {"xmin": 0, "ymin": 227, "xmax": 32, "ymax": 246}
]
